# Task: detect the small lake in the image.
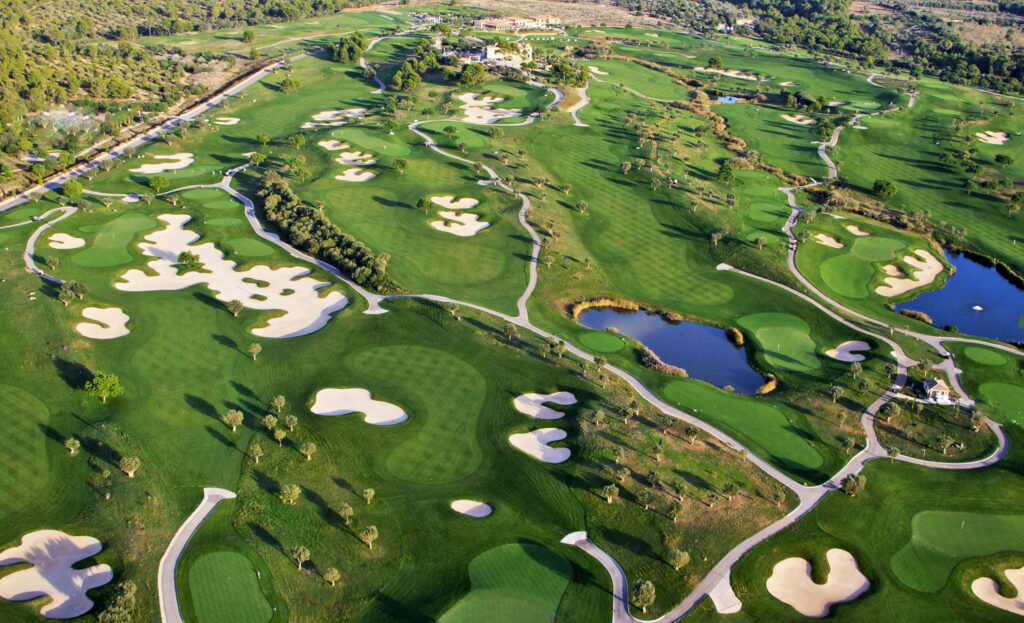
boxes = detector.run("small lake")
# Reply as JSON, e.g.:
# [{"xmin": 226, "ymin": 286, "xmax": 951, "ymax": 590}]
[
  {"xmin": 895, "ymin": 252, "xmax": 1024, "ymax": 341},
  {"xmin": 579, "ymin": 308, "xmax": 765, "ymax": 394}
]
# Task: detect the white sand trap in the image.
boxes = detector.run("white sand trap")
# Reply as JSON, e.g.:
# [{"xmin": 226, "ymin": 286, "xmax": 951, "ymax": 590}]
[
  {"xmin": 845, "ymin": 224, "xmax": 870, "ymax": 236},
  {"xmin": 430, "ymin": 195, "xmax": 479, "ymax": 211},
  {"xmin": 972, "ymin": 566, "xmax": 1024, "ymax": 616},
  {"xmin": 828, "ymin": 101, "xmax": 847, "ymax": 107},
  {"xmin": 451, "ymin": 500, "xmax": 492, "ymax": 517},
  {"xmin": 310, "ymin": 388, "xmax": 408, "ymax": 425},
  {"xmin": 825, "ymin": 340, "xmax": 870, "ymax": 362},
  {"xmin": 335, "ymin": 151, "xmax": 377, "ymax": 166},
  {"xmin": 213, "ymin": 117, "xmax": 240, "ymax": 125},
  {"xmin": 430, "ymin": 211, "xmax": 490, "ymax": 237},
  {"xmin": 882, "ymin": 264, "xmax": 904, "ymax": 277},
  {"xmin": 116, "ymin": 214, "xmax": 347, "ymax": 338},
  {"xmin": 509, "ymin": 428, "xmax": 570, "ymax": 463},
  {"xmin": 976, "ymin": 130, "xmax": 1009, "ymax": 145},
  {"xmin": 75, "ymin": 307, "xmax": 130, "ymax": 340},
  {"xmin": 335, "ymin": 168, "xmax": 376, "ymax": 182},
  {"xmin": 694, "ymin": 67, "xmax": 761, "ymax": 81},
  {"xmin": 121, "ymin": 195, "xmax": 139, "ymax": 203},
  {"xmin": 587, "ymin": 65, "xmax": 609, "ymax": 76},
  {"xmin": 129, "ymin": 153, "xmax": 194, "ymax": 174},
  {"xmin": 780, "ymin": 81, "xmax": 797, "ymax": 86},
  {"xmin": 876, "ymin": 249, "xmax": 943, "ymax": 297},
  {"xmin": 766, "ymin": 548, "xmax": 869, "ymax": 618},
  {"xmin": 813, "ymin": 233, "xmax": 844, "ymax": 249},
  {"xmin": 782, "ymin": 114, "xmax": 816, "ymax": 125},
  {"xmin": 0, "ymin": 530, "xmax": 113, "ymax": 619},
  {"xmin": 318, "ymin": 140, "xmax": 350, "ymax": 151},
  {"xmin": 301, "ymin": 109, "xmax": 366, "ymax": 129},
  {"xmin": 456, "ymin": 93, "xmax": 521, "ymax": 124},
  {"xmin": 48, "ymin": 233, "xmax": 86, "ymax": 250},
  {"xmin": 514, "ymin": 391, "xmax": 577, "ymax": 419}
]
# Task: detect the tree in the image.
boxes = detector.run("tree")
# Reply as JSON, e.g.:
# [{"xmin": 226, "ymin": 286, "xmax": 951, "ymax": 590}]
[
  {"xmin": 461, "ymin": 63, "xmax": 486, "ymax": 87},
  {"xmin": 324, "ymin": 567, "xmax": 341, "ymax": 587},
  {"xmin": 710, "ymin": 229, "xmax": 726, "ymax": 246},
  {"xmin": 363, "ymin": 488, "xmax": 375, "ymax": 505},
  {"xmin": 576, "ymin": 200, "xmax": 588, "ymax": 213},
  {"xmin": 707, "ymin": 56, "xmax": 724, "ymax": 69},
  {"xmin": 292, "ymin": 545, "xmax": 310, "ymax": 570},
  {"xmin": 64, "ymin": 437, "xmax": 80, "ymax": 456},
  {"xmin": 222, "ymin": 409, "xmax": 244, "ymax": 432},
  {"xmin": 879, "ymin": 402, "xmax": 901, "ymax": 422},
  {"xmin": 970, "ymin": 410, "xmax": 988, "ymax": 432},
  {"xmin": 393, "ymin": 158, "xmax": 408, "ymax": 175},
  {"xmin": 242, "ymin": 30, "xmax": 255, "ymax": 43},
  {"xmin": 754, "ymin": 236, "xmax": 767, "ymax": 250},
  {"xmin": 995, "ymin": 154, "xmax": 1014, "ymax": 168},
  {"xmin": 86, "ymin": 373, "xmax": 123, "ymax": 403},
  {"xmin": 840, "ymin": 473, "xmax": 866, "ymax": 497},
  {"xmin": 280, "ymin": 484, "xmax": 301, "ymax": 505},
  {"xmin": 149, "ymin": 175, "xmax": 169, "ymax": 193},
  {"xmin": 963, "ymin": 178, "xmax": 978, "ymax": 196},
  {"xmin": 503, "ymin": 323, "xmax": 518, "ymax": 342},
  {"xmin": 251, "ymin": 443, "xmax": 263, "ymax": 464},
  {"xmin": 716, "ymin": 162, "xmax": 735, "ymax": 184},
  {"xmin": 300, "ymin": 441, "xmax": 317, "ymax": 461},
  {"xmin": 631, "ymin": 580, "xmax": 656, "ymax": 613},
  {"xmin": 829, "ymin": 385, "xmax": 844, "ymax": 403},
  {"xmin": 668, "ymin": 499, "xmax": 684, "ymax": 523},
  {"xmin": 443, "ymin": 125, "xmax": 459, "ymax": 142},
  {"xmin": 226, "ymin": 300, "xmax": 244, "ymax": 317},
  {"xmin": 249, "ymin": 343, "xmax": 262, "ymax": 361},
  {"xmin": 850, "ymin": 361, "xmax": 863, "ymax": 378},
  {"xmin": 63, "ymin": 181, "xmax": 83, "ymax": 202},
  {"xmin": 560, "ymin": 183, "xmax": 572, "ymax": 195},
  {"xmin": 938, "ymin": 434, "xmax": 955, "ymax": 455},
  {"xmin": 256, "ymin": 133, "xmax": 271, "ymax": 146},
  {"xmin": 601, "ymin": 484, "xmax": 619, "ymax": 504},
  {"xmin": 177, "ymin": 251, "xmax": 200, "ymax": 268},
  {"xmin": 722, "ymin": 482, "xmax": 739, "ymax": 500},
  {"xmin": 119, "ymin": 456, "xmax": 140, "ymax": 478},
  {"xmin": 274, "ymin": 428, "xmax": 287, "ymax": 447},
  {"xmin": 262, "ymin": 414, "xmax": 278, "ymax": 432},
  {"xmin": 284, "ymin": 414, "xmax": 298, "ymax": 432},
  {"xmin": 280, "ymin": 78, "xmax": 300, "ymax": 93},
  {"xmin": 249, "ymin": 152, "xmax": 267, "ymax": 166},
  {"xmin": 668, "ymin": 549, "xmax": 691, "ymax": 571},
  {"xmin": 338, "ymin": 502, "xmax": 354, "ymax": 525},
  {"xmin": 637, "ymin": 489, "xmax": 653, "ymax": 510},
  {"xmin": 872, "ymin": 179, "xmax": 897, "ymax": 199},
  {"xmin": 416, "ymin": 197, "xmax": 430, "ymax": 214},
  {"xmin": 265, "ymin": 394, "xmax": 285, "ymax": 414},
  {"xmin": 288, "ymin": 134, "xmax": 306, "ymax": 149},
  {"xmin": 360, "ymin": 525, "xmax": 379, "ymax": 549}
]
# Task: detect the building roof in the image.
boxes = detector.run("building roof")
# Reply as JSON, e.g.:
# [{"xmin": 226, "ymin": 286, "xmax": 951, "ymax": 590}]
[{"xmin": 923, "ymin": 378, "xmax": 950, "ymax": 393}]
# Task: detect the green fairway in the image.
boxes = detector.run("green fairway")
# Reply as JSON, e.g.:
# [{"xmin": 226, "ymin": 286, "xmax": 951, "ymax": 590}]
[
  {"xmin": 738, "ymin": 313, "xmax": 821, "ymax": 372},
  {"xmin": 227, "ymin": 238, "xmax": 275, "ymax": 257},
  {"xmin": 188, "ymin": 551, "xmax": 273, "ymax": 623},
  {"xmin": 890, "ymin": 511, "xmax": 1024, "ymax": 592},
  {"xmin": 715, "ymin": 104, "xmax": 824, "ymax": 178},
  {"xmin": 820, "ymin": 254, "xmax": 873, "ymax": 299},
  {"xmin": 962, "ymin": 346, "xmax": 1008, "ymax": 366},
  {"xmin": 978, "ymin": 382, "xmax": 1024, "ymax": 423},
  {"xmin": 438, "ymin": 543, "xmax": 572, "ymax": 623},
  {"xmin": 578, "ymin": 330, "xmax": 627, "ymax": 353},
  {"xmin": 849, "ymin": 236, "xmax": 905, "ymax": 262},
  {"xmin": 71, "ymin": 213, "xmax": 158, "ymax": 268},
  {"xmin": 0, "ymin": 385, "xmax": 50, "ymax": 513}
]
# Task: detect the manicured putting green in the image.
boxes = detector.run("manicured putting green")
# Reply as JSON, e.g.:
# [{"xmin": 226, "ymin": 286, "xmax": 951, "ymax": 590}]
[
  {"xmin": 890, "ymin": 510, "xmax": 1024, "ymax": 592},
  {"xmin": 819, "ymin": 255, "xmax": 872, "ymax": 299},
  {"xmin": 71, "ymin": 214, "xmax": 157, "ymax": 268},
  {"xmin": 0, "ymin": 386, "xmax": 49, "ymax": 514},
  {"xmin": 978, "ymin": 382, "xmax": 1024, "ymax": 423},
  {"xmin": 228, "ymin": 238, "xmax": 275, "ymax": 257},
  {"xmin": 737, "ymin": 313, "xmax": 821, "ymax": 372},
  {"xmin": 438, "ymin": 543, "xmax": 572, "ymax": 623},
  {"xmin": 206, "ymin": 218, "xmax": 241, "ymax": 226},
  {"xmin": 180, "ymin": 188, "xmax": 224, "ymax": 201},
  {"xmin": 188, "ymin": 551, "xmax": 272, "ymax": 623},
  {"xmin": 962, "ymin": 346, "xmax": 1008, "ymax": 366},
  {"xmin": 329, "ymin": 126, "xmax": 412, "ymax": 157},
  {"xmin": 578, "ymin": 331, "xmax": 626, "ymax": 353},
  {"xmin": 849, "ymin": 236, "xmax": 905, "ymax": 261}
]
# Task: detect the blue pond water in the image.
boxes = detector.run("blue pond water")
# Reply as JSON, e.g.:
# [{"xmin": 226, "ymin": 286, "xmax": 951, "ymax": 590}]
[
  {"xmin": 894, "ymin": 252, "xmax": 1024, "ymax": 341},
  {"xmin": 578, "ymin": 308, "xmax": 764, "ymax": 394}
]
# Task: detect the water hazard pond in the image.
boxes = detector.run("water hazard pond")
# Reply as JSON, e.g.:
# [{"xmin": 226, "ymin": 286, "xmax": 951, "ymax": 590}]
[
  {"xmin": 578, "ymin": 308, "xmax": 765, "ymax": 395},
  {"xmin": 895, "ymin": 252, "xmax": 1024, "ymax": 342}
]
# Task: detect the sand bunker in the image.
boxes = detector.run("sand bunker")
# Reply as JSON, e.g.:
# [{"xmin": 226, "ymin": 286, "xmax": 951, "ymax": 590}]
[
  {"xmin": 116, "ymin": 214, "xmax": 347, "ymax": 338},
  {"xmin": 456, "ymin": 93, "xmax": 521, "ymax": 124},
  {"xmin": 845, "ymin": 224, "xmax": 870, "ymax": 236},
  {"xmin": 75, "ymin": 307, "xmax": 130, "ymax": 340},
  {"xmin": 882, "ymin": 264, "xmax": 904, "ymax": 277},
  {"xmin": 813, "ymin": 233, "xmax": 844, "ymax": 249},
  {"xmin": 780, "ymin": 81, "xmax": 797, "ymax": 86},
  {"xmin": 514, "ymin": 391, "xmax": 577, "ymax": 419},
  {"xmin": 301, "ymin": 109, "xmax": 366, "ymax": 129},
  {"xmin": 0, "ymin": 530, "xmax": 113, "ymax": 619},
  {"xmin": 318, "ymin": 140, "xmax": 350, "ymax": 151},
  {"xmin": 783, "ymin": 114, "xmax": 816, "ymax": 125},
  {"xmin": 766, "ymin": 548, "xmax": 869, "ymax": 618},
  {"xmin": 430, "ymin": 195, "xmax": 479, "ymax": 211},
  {"xmin": 310, "ymin": 388, "xmax": 408, "ymax": 425},
  {"xmin": 335, "ymin": 169, "xmax": 376, "ymax": 182},
  {"xmin": 695, "ymin": 67, "xmax": 762, "ymax": 81},
  {"xmin": 828, "ymin": 101, "xmax": 847, "ymax": 107},
  {"xmin": 509, "ymin": 428, "xmax": 570, "ymax": 463},
  {"xmin": 976, "ymin": 130, "xmax": 1009, "ymax": 145},
  {"xmin": 129, "ymin": 153, "xmax": 194, "ymax": 174},
  {"xmin": 430, "ymin": 211, "xmax": 490, "ymax": 237},
  {"xmin": 48, "ymin": 233, "xmax": 85, "ymax": 250},
  {"xmin": 971, "ymin": 565, "xmax": 1024, "ymax": 616},
  {"xmin": 587, "ymin": 65, "xmax": 609, "ymax": 76},
  {"xmin": 451, "ymin": 500, "xmax": 492, "ymax": 518},
  {"xmin": 213, "ymin": 117, "xmax": 240, "ymax": 125},
  {"xmin": 825, "ymin": 341, "xmax": 870, "ymax": 362},
  {"xmin": 335, "ymin": 151, "xmax": 377, "ymax": 166},
  {"xmin": 876, "ymin": 249, "xmax": 943, "ymax": 297}
]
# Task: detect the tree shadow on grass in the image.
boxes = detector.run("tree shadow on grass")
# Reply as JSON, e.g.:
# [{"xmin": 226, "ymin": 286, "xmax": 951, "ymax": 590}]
[
  {"xmin": 185, "ymin": 394, "xmax": 219, "ymax": 421},
  {"xmin": 192, "ymin": 291, "xmax": 224, "ymax": 312},
  {"xmin": 250, "ymin": 469, "xmax": 277, "ymax": 495},
  {"xmin": 246, "ymin": 522, "xmax": 282, "ymax": 555},
  {"xmin": 598, "ymin": 527, "xmax": 657, "ymax": 561},
  {"xmin": 332, "ymin": 476, "xmax": 356, "ymax": 495},
  {"xmin": 204, "ymin": 425, "xmax": 239, "ymax": 452},
  {"xmin": 53, "ymin": 358, "xmax": 93, "ymax": 390},
  {"xmin": 212, "ymin": 334, "xmax": 239, "ymax": 353},
  {"xmin": 302, "ymin": 486, "xmax": 334, "ymax": 523}
]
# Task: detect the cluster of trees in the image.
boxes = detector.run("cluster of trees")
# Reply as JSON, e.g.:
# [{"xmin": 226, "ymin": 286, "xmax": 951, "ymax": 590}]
[
  {"xmin": 549, "ymin": 60, "xmax": 588, "ymax": 87},
  {"xmin": 391, "ymin": 38, "xmax": 441, "ymax": 92},
  {"xmin": 256, "ymin": 171, "xmax": 392, "ymax": 291},
  {"xmin": 328, "ymin": 32, "xmax": 367, "ymax": 63}
]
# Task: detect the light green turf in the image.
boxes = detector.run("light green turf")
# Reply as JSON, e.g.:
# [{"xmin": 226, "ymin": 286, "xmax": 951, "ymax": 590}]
[
  {"xmin": 890, "ymin": 510, "xmax": 1024, "ymax": 592},
  {"xmin": 227, "ymin": 238, "xmax": 275, "ymax": 257},
  {"xmin": 188, "ymin": 551, "xmax": 273, "ymax": 623},
  {"xmin": 71, "ymin": 213, "xmax": 157, "ymax": 268},
  {"xmin": 738, "ymin": 313, "xmax": 821, "ymax": 372},
  {"xmin": 819, "ymin": 254, "xmax": 872, "ymax": 299},
  {"xmin": 962, "ymin": 347, "xmax": 1008, "ymax": 366},
  {"xmin": 206, "ymin": 218, "xmax": 241, "ymax": 226},
  {"xmin": 578, "ymin": 331, "xmax": 627, "ymax": 353},
  {"xmin": 438, "ymin": 543, "xmax": 572, "ymax": 623},
  {"xmin": 978, "ymin": 382, "xmax": 1024, "ymax": 423},
  {"xmin": 0, "ymin": 385, "xmax": 49, "ymax": 512},
  {"xmin": 849, "ymin": 236, "xmax": 905, "ymax": 262}
]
